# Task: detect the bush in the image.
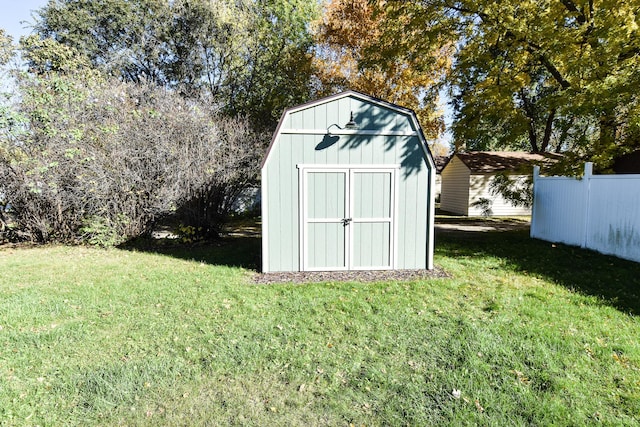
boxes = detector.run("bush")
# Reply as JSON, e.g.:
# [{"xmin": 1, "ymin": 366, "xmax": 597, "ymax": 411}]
[{"xmin": 0, "ymin": 72, "xmax": 263, "ymax": 244}]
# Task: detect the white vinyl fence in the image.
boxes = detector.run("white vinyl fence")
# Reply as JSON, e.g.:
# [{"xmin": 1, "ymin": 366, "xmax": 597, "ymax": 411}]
[{"xmin": 531, "ymin": 163, "xmax": 640, "ymax": 263}]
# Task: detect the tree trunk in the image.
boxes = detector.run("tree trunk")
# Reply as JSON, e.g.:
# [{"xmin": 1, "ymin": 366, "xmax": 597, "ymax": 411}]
[
  {"xmin": 540, "ymin": 108, "xmax": 556, "ymax": 153},
  {"xmin": 597, "ymin": 111, "xmax": 617, "ymax": 164},
  {"xmin": 528, "ymin": 119, "xmax": 539, "ymax": 152}
]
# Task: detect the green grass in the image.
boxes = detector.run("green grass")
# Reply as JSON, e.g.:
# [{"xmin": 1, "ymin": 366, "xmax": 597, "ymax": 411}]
[{"xmin": 1, "ymin": 225, "xmax": 639, "ymax": 425}]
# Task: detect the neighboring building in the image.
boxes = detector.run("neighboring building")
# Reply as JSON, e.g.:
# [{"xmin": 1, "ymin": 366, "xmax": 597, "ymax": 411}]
[
  {"xmin": 440, "ymin": 151, "xmax": 558, "ymax": 216},
  {"xmin": 261, "ymin": 91, "xmax": 436, "ymax": 272}
]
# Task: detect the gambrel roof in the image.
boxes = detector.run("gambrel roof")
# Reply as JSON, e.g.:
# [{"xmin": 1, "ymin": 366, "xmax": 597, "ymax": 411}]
[{"xmin": 261, "ymin": 90, "xmax": 434, "ymax": 170}]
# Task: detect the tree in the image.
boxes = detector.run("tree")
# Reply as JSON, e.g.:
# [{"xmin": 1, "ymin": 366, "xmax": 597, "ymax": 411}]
[
  {"xmin": 34, "ymin": 0, "xmax": 319, "ymax": 129},
  {"xmin": 377, "ymin": 0, "xmax": 640, "ymax": 169},
  {"xmin": 20, "ymin": 34, "xmax": 93, "ymax": 73},
  {"xmin": 451, "ymin": 44, "xmax": 560, "ymax": 153},
  {"xmin": 217, "ymin": 0, "xmax": 319, "ymax": 127},
  {"xmin": 0, "ymin": 28, "xmax": 14, "ymax": 66},
  {"xmin": 0, "ymin": 29, "xmax": 16, "ymax": 239},
  {"xmin": 18, "ymin": 0, "xmax": 318, "ymax": 243},
  {"xmin": 33, "ymin": 0, "xmax": 172, "ymax": 83},
  {"xmin": 313, "ymin": 0, "xmax": 454, "ymax": 139}
]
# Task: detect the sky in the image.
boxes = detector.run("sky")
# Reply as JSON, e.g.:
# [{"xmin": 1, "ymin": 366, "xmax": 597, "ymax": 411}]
[{"xmin": 0, "ymin": 0, "xmax": 49, "ymax": 40}]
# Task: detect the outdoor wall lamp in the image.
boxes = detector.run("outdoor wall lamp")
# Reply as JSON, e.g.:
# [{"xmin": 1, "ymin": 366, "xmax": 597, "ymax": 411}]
[
  {"xmin": 327, "ymin": 111, "xmax": 358, "ymax": 135},
  {"xmin": 344, "ymin": 111, "xmax": 358, "ymax": 129}
]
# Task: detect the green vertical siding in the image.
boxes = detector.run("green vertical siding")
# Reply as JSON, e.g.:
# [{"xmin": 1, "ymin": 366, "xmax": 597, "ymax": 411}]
[
  {"xmin": 351, "ymin": 171, "xmax": 393, "ymax": 269},
  {"xmin": 353, "ymin": 172, "xmax": 391, "ymax": 218},
  {"xmin": 352, "ymin": 223, "xmax": 391, "ymax": 268},
  {"xmin": 308, "ymin": 172, "xmax": 345, "ymax": 219},
  {"xmin": 287, "ymin": 98, "xmax": 416, "ymax": 134},
  {"xmin": 308, "ymin": 223, "xmax": 346, "ymax": 269},
  {"xmin": 398, "ymin": 136, "xmax": 429, "ymax": 269},
  {"xmin": 263, "ymin": 93, "xmax": 432, "ymax": 272}
]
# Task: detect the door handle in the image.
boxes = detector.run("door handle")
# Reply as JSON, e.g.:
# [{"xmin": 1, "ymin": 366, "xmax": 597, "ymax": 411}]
[{"xmin": 342, "ymin": 218, "xmax": 352, "ymax": 226}]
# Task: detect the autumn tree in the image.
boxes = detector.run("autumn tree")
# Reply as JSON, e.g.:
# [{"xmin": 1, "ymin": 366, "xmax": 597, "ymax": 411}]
[
  {"xmin": 313, "ymin": 0, "xmax": 454, "ymax": 140},
  {"xmin": 382, "ymin": 0, "xmax": 640, "ymax": 169}
]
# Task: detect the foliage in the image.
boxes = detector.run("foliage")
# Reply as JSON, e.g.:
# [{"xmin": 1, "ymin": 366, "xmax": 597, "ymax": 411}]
[
  {"xmin": 33, "ymin": 0, "xmax": 174, "ymax": 84},
  {"xmin": 34, "ymin": 0, "xmax": 320, "ymax": 129},
  {"xmin": 80, "ymin": 215, "xmax": 131, "ymax": 247},
  {"xmin": 20, "ymin": 34, "xmax": 93, "ymax": 73},
  {"xmin": 312, "ymin": 0, "xmax": 453, "ymax": 140},
  {"xmin": 0, "ymin": 28, "xmax": 14, "ymax": 66},
  {"xmin": 1, "ymin": 227, "xmax": 639, "ymax": 425},
  {"xmin": 0, "ymin": 69, "xmax": 262, "ymax": 244},
  {"xmin": 172, "ymin": 116, "xmax": 264, "ymax": 238},
  {"xmin": 379, "ymin": 1, "xmax": 640, "ymax": 169},
  {"xmin": 173, "ymin": 224, "xmax": 202, "ymax": 244}
]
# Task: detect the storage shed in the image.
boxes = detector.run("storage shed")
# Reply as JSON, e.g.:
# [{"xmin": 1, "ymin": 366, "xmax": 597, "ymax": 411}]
[
  {"xmin": 261, "ymin": 91, "xmax": 436, "ymax": 272},
  {"xmin": 440, "ymin": 151, "xmax": 558, "ymax": 216}
]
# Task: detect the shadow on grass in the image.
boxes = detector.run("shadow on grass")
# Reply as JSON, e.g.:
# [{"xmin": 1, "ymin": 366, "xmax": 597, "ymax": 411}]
[
  {"xmin": 121, "ymin": 236, "xmax": 261, "ymax": 271},
  {"xmin": 119, "ymin": 217, "xmax": 262, "ymax": 270},
  {"xmin": 436, "ymin": 227, "xmax": 640, "ymax": 316},
  {"xmin": 122, "ymin": 217, "xmax": 640, "ymax": 315}
]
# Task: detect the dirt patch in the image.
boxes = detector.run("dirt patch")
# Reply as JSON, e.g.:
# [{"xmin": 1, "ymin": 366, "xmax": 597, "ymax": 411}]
[{"xmin": 254, "ymin": 266, "xmax": 450, "ymax": 285}]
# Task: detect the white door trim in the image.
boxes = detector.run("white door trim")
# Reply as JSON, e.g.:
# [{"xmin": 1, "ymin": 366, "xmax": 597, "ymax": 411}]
[
  {"xmin": 299, "ymin": 167, "xmax": 350, "ymax": 271},
  {"xmin": 349, "ymin": 168, "xmax": 397, "ymax": 271},
  {"xmin": 298, "ymin": 165, "xmax": 398, "ymax": 271}
]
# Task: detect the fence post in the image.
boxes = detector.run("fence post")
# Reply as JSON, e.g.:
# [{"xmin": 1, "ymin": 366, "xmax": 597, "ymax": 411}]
[{"xmin": 581, "ymin": 162, "xmax": 593, "ymax": 248}]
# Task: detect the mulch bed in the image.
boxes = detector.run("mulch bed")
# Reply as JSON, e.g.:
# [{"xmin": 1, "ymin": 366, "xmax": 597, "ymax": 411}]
[{"xmin": 253, "ymin": 266, "xmax": 450, "ymax": 284}]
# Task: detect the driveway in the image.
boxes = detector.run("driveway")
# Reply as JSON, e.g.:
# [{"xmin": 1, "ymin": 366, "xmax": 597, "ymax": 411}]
[{"xmin": 434, "ymin": 217, "xmax": 530, "ymax": 234}]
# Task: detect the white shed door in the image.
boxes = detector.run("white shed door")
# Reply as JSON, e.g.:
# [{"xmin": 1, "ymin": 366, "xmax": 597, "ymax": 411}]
[{"xmin": 300, "ymin": 166, "xmax": 396, "ymax": 271}]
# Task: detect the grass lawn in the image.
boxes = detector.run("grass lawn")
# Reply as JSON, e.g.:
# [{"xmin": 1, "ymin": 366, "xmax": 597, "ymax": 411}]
[{"xmin": 1, "ymin": 222, "xmax": 639, "ymax": 425}]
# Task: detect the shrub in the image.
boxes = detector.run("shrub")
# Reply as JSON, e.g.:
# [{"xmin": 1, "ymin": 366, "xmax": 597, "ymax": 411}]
[{"xmin": 0, "ymin": 72, "xmax": 263, "ymax": 244}]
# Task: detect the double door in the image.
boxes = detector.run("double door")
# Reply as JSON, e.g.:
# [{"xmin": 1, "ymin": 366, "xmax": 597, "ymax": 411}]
[{"xmin": 300, "ymin": 166, "xmax": 397, "ymax": 271}]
